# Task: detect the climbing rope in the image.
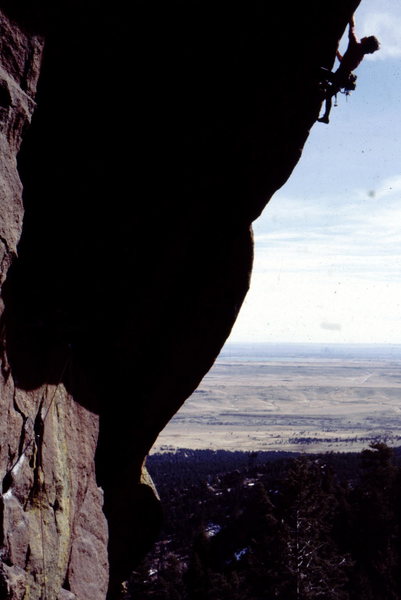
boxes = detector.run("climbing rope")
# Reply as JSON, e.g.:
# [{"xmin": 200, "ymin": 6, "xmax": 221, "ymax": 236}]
[
  {"xmin": 6, "ymin": 352, "xmax": 71, "ymax": 474},
  {"xmin": 42, "ymin": 354, "xmax": 71, "ymax": 425},
  {"xmin": 39, "ymin": 495, "xmax": 48, "ymax": 600},
  {"xmin": 37, "ymin": 353, "xmax": 71, "ymax": 600},
  {"xmin": 3, "ymin": 351, "xmax": 71, "ymax": 599}
]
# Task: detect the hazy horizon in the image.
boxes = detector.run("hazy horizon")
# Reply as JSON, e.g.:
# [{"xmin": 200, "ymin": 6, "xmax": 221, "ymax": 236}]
[{"xmin": 219, "ymin": 341, "xmax": 401, "ymax": 361}]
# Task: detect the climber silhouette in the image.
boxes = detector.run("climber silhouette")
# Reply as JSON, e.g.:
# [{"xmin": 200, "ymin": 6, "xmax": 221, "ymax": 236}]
[{"xmin": 318, "ymin": 16, "xmax": 380, "ymax": 124}]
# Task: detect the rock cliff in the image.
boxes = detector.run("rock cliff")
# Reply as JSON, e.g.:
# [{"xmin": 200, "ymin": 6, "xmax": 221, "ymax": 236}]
[{"xmin": 0, "ymin": 1, "xmax": 360, "ymax": 598}]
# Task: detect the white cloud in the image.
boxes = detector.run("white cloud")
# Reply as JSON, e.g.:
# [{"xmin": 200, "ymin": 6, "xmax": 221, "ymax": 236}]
[
  {"xmin": 231, "ymin": 270, "xmax": 401, "ymax": 344},
  {"xmin": 337, "ymin": 3, "xmax": 401, "ymax": 61},
  {"xmin": 360, "ymin": 12, "xmax": 401, "ymax": 60},
  {"xmin": 321, "ymin": 322, "xmax": 342, "ymax": 331},
  {"xmin": 229, "ymin": 174, "xmax": 401, "ymax": 343},
  {"xmin": 253, "ymin": 202, "xmax": 401, "ymax": 283}
]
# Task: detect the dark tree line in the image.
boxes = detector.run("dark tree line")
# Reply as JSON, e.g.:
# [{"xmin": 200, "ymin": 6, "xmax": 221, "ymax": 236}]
[{"xmin": 128, "ymin": 444, "xmax": 401, "ymax": 599}]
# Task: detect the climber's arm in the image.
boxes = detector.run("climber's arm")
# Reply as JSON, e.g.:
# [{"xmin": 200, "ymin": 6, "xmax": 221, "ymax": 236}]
[{"xmin": 348, "ymin": 15, "xmax": 358, "ymax": 44}]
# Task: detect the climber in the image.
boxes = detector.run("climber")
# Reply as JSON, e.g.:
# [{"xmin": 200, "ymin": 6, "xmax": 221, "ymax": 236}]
[{"xmin": 317, "ymin": 15, "xmax": 380, "ymax": 124}]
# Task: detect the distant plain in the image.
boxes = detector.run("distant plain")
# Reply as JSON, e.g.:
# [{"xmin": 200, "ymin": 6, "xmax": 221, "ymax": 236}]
[{"xmin": 152, "ymin": 344, "xmax": 401, "ymax": 453}]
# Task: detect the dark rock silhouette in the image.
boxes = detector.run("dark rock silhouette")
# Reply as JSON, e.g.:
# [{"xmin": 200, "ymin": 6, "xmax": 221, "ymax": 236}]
[{"xmin": 0, "ymin": 1, "xmax": 360, "ymax": 598}]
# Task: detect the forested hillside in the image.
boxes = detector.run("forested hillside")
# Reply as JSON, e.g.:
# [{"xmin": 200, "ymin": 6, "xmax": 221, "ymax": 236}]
[{"xmin": 128, "ymin": 444, "xmax": 401, "ymax": 599}]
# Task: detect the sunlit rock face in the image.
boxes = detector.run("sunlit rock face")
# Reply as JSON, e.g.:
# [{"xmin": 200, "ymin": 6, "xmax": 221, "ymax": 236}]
[
  {"xmin": 0, "ymin": 12, "xmax": 109, "ymax": 600},
  {"xmin": 0, "ymin": 1, "xmax": 359, "ymax": 598}
]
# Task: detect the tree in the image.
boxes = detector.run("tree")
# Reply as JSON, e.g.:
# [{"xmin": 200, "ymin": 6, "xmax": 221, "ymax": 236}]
[
  {"xmin": 348, "ymin": 442, "xmax": 399, "ymax": 600},
  {"xmin": 280, "ymin": 456, "xmax": 352, "ymax": 600}
]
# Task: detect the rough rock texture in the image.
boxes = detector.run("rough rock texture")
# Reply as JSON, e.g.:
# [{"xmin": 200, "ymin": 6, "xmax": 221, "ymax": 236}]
[
  {"xmin": 0, "ymin": 10, "xmax": 109, "ymax": 600},
  {"xmin": 0, "ymin": 15, "xmax": 41, "ymax": 285},
  {"xmin": 0, "ymin": 1, "xmax": 360, "ymax": 598}
]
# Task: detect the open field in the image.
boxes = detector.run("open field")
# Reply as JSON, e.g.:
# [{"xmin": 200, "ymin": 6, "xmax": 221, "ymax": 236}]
[{"xmin": 152, "ymin": 351, "xmax": 401, "ymax": 453}]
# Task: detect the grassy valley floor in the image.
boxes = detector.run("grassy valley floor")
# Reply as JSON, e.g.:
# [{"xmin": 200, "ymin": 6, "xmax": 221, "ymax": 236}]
[{"xmin": 152, "ymin": 356, "xmax": 401, "ymax": 453}]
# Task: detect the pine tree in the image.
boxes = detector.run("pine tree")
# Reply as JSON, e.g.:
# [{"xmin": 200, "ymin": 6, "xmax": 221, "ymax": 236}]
[
  {"xmin": 241, "ymin": 482, "xmax": 294, "ymax": 599},
  {"xmin": 281, "ymin": 456, "xmax": 352, "ymax": 600},
  {"xmin": 348, "ymin": 442, "xmax": 399, "ymax": 600}
]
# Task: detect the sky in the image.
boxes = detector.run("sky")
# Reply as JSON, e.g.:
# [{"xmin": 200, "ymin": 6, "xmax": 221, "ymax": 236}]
[{"xmin": 228, "ymin": 0, "xmax": 401, "ymax": 345}]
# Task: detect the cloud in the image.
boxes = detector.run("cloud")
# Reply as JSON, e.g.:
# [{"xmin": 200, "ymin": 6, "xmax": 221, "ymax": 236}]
[
  {"xmin": 320, "ymin": 322, "xmax": 342, "ymax": 331},
  {"xmin": 230, "ymin": 268, "xmax": 401, "ymax": 344},
  {"xmin": 254, "ymin": 175, "xmax": 401, "ymax": 275},
  {"xmin": 360, "ymin": 12, "xmax": 401, "ymax": 60},
  {"xmin": 229, "ymin": 172, "xmax": 401, "ymax": 344}
]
